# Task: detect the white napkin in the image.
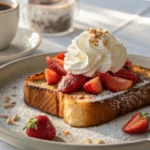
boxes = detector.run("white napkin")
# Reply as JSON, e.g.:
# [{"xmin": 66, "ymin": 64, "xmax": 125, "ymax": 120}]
[
  {"xmin": 75, "ymin": 0, "xmax": 150, "ymax": 32},
  {"xmin": 114, "ymin": 8, "xmax": 150, "ymax": 57}
]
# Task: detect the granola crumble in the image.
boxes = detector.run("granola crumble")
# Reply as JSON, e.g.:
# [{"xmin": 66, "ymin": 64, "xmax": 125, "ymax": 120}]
[
  {"xmin": 64, "ymin": 130, "xmax": 70, "ymax": 135},
  {"xmin": 86, "ymin": 138, "xmax": 92, "ymax": 144},
  {"xmin": 87, "ymin": 28, "xmax": 108, "ymax": 46},
  {"xmin": 95, "ymin": 139, "xmax": 105, "ymax": 144}
]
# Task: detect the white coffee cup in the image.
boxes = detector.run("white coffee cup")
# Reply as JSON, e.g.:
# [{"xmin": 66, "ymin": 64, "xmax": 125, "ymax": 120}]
[{"xmin": 0, "ymin": 0, "xmax": 19, "ymax": 51}]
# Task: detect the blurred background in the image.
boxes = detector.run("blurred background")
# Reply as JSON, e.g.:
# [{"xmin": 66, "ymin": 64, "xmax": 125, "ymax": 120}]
[{"xmin": 18, "ymin": 0, "xmax": 150, "ymax": 57}]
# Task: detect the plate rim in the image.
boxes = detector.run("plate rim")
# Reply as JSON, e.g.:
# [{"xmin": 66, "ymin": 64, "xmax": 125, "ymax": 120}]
[
  {"xmin": 0, "ymin": 53, "xmax": 150, "ymax": 148},
  {"xmin": 0, "ymin": 27, "xmax": 42, "ymax": 63}
]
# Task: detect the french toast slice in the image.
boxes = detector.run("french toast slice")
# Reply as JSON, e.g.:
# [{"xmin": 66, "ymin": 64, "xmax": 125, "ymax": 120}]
[{"xmin": 24, "ymin": 65, "xmax": 150, "ymax": 127}]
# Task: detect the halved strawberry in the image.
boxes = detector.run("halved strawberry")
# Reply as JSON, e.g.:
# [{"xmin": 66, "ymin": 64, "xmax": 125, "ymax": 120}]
[
  {"xmin": 53, "ymin": 57, "xmax": 64, "ymax": 67},
  {"xmin": 45, "ymin": 68, "xmax": 60, "ymax": 84},
  {"xmin": 101, "ymin": 73, "xmax": 133, "ymax": 92},
  {"xmin": 55, "ymin": 53, "xmax": 65, "ymax": 60},
  {"xmin": 114, "ymin": 68, "xmax": 138, "ymax": 83},
  {"xmin": 122, "ymin": 112, "xmax": 150, "ymax": 134},
  {"xmin": 46, "ymin": 56, "xmax": 66, "ymax": 76},
  {"xmin": 57, "ymin": 74, "xmax": 87, "ymax": 93},
  {"xmin": 83, "ymin": 76, "xmax": 103, "ymax": 94}
]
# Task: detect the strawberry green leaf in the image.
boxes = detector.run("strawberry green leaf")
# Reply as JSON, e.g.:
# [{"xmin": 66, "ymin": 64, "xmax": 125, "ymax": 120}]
[
  {"xmin": 23, "ymin": 118, "xmax": 38, "ymax": 130},
  {"xmin": 140, "ymin": 112, "xmax": 150, "ymax": 120}
]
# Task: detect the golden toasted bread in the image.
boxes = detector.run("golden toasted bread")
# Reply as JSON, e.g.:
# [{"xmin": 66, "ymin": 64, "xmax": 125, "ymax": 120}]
[{"xmin": 24, "ymin": 65, "xmax": 150, "ymax": 127}]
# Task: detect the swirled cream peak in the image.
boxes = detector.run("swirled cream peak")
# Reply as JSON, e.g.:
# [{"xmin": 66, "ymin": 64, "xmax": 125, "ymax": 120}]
[{"xmin": 64, "ymin": 28, "xmax": 127, "ymax": 77}]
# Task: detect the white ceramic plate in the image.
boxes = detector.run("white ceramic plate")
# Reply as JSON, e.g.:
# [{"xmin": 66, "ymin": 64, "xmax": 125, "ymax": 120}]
[
  {"xmin": 0, "ymin": 28, "xmax": 41, "ymax": 64},
  {"xmin": 0, "ymin": 53, "xmax": 150, "ymax": 150}
]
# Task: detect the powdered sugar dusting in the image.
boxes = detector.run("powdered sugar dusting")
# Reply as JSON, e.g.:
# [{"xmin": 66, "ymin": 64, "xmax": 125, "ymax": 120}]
[
  {"xmin": 75, "ymin": 80, "xmax": 150, "ymax": 103},
  {"xmin": 0, "ymin": 72, "xmax": 150, "ymax": 145}
]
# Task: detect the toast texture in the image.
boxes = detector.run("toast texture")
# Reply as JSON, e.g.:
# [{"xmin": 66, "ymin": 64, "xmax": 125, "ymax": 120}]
[{"xmin": 24, "ymin": 65, "xmax": 150, "ymax": 127}]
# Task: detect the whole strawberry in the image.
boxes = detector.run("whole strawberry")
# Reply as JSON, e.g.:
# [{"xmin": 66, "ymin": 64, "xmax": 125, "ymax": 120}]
[{"xmin": 24, "ymin": 115, "xmax": 56, "ymax": 140}]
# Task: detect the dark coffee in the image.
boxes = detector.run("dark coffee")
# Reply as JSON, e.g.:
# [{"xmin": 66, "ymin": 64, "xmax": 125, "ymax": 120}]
[{"xmin": 0, "ymin": 3, "xmax": 11, "ymax": 11}]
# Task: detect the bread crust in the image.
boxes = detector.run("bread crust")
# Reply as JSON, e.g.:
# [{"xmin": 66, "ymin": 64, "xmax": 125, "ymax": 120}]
[
  {"xmin": 24, "ymin": 73, "xmax": 64, "ymax": 118},
  {"xmin": 24, "ymin": 66, "xmax": 150, "ymax": 127}
]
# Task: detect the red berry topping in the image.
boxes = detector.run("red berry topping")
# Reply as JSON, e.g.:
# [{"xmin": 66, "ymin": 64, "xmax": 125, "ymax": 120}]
[
  {"xmin": 122, "ymin": 112, "xmax": 150, "ymax": 134},
  {"xmin": 83, "ymin": 76, "xmax": 103, "ymax": 94},
  {"xmin": 24, "ymin": 115, "xmax": 56, "ymax": 140},
  {"xmin": 45, "ymin": 68, "xmax": 60, "ymax": 84},
  {"xmin": 46, "ymin": 56, "xmax": 66, "ymax": 76},
  {"xmin": 124, "ymin": 60, "xmax": 132, "ymax": 68},
  {"xmin": 101, "ymin": 73, "xmax": 133, "ymax": 92},
  {"xmin": 55, "ymin": 53, "xmax": 65, "ymax": 60},
  {"xmin": 114, "ymin": 68, "xmax": 138, "ymax": 83},
  {"xmin": 57, "ymin": 74, "xmax": 87, "ymax": 94}
]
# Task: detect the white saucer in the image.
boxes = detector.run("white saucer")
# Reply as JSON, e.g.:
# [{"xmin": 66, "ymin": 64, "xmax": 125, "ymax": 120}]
[{"xmin": 0, "ymin": 28, "xmax": 41, "ymax": 64}]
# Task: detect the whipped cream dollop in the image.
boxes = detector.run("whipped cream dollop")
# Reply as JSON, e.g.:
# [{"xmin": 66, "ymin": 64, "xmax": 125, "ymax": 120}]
[{"xmin": 64, "ymin": 28, "xmax": 127, "ymax": 77}]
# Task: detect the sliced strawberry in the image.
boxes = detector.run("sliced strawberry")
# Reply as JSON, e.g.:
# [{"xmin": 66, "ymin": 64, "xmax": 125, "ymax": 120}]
[
  {"xmin": 114, "ymin": 68, "xmax": 138, "ymax": 83},
  {"xmin": 45, "ymin": 68, "xmax": 60, "ymax": 84},
  {"xmin": 124, "ymin": 60, "xmax": 132, "ymax": 69},
  {"xmin": 53, "ymin": 57, "xmax": 64, "ymax": 67},
  {"xmin": 83, "ymin": 76, "xmax": 103, "ymax": 94},
  {"xmin": 57, "ymin": 74, "xmax": 87, "ymax": 94},
  {"xmin": 55, "ymin": 53, "xmax": 65, "ymax": 60},
  {"xmin": 101, "ymin": 73, "xmax": 133, "ymax": 92},
  {"xmin": 122, "ymin": 112, "xmax": 150, "ymax": 134},
  {"xmin": 46, "ymin": 56, "xmax": 66, "ymax": 76}
]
